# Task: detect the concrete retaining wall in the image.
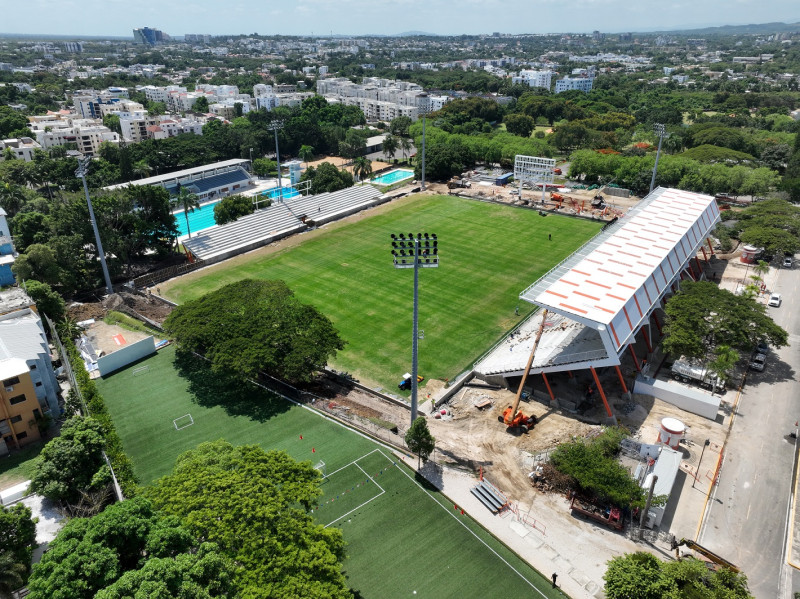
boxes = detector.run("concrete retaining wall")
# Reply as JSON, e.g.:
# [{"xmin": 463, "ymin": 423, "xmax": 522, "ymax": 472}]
[
  {"xmin": 97, "ymin": 336, "xmax": 156, "ymax": 377},
  {"xmin": 633, "ymin": 375, "xmax": 720, "ymax": 420}
]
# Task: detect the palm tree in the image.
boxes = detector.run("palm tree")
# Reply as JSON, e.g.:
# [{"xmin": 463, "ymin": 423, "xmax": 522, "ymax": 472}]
[
  {"xmin": 399, "ymin": 136, "xmax": 412, "ymax": 163},
  {"xmin": 172, "ymin": 186, "xmax": 200, "ymax": 239},
  {"xmin": 298, "ymin": 145, "xmax": 314, "ymax": 168},
  {"xmin": 0, "ymin": 182, "xmax": 27, "ymax": 218},
  {"xmin": 352, "ymin": 157, "xmax": 373, "ymax": 183},
  {"xmin": 133, "ymin": 160, "xmax": 152, "ymax": 180},
  {"xmin": 0, "ymin": 551, "xmax": 26, "ymax": 599},
  {"xmin": 752, "ymin": 259, "xmax": 769, "ymax": 284},
  {"xmin": 382, "ymin": 134, "xmax": 399, "ymax": 161}
]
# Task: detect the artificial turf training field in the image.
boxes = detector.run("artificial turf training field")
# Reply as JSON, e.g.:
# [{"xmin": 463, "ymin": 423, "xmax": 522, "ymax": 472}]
[
  {"xmin": 163, "ymin": 194, "xmax": 602, "ymax": 391},
  {"xmin": 96, "ymin": 345, "xmax": 563, "ymax": 599}
]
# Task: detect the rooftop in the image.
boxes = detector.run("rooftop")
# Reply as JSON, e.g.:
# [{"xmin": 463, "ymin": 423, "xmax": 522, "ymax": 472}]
[
  {"xmin": 103, "ymin": 159, "xmax": 251, "ymax": 191},
  {"xmin": 0, "ymin": 288, "xmax": 35, "ymax": 316}
]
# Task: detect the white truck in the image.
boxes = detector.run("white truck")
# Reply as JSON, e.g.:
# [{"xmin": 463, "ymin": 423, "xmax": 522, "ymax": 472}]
[{"xmin": 670, "ymin": 357, "xmax": 724, "ymax": 391}]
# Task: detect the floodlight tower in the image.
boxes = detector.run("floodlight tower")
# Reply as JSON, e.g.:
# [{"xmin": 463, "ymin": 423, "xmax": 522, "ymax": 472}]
[
  {"xmin": 391, "ymin": 232, "xmax": 439, "ymax": 426},
  {"xmin": 649, "ymin": 123, "xmax": 669, "ymax": 194},
  {"xmin": 75, "ymin": 158, "xmax": 113, "ymax": 296},
  {"xmin": 418, "ymin": 94, "xmax": 430, "ymax": 191},
  {"xmin": 267, "ymin": 120, "xmax": 285, "ymax": 201}
]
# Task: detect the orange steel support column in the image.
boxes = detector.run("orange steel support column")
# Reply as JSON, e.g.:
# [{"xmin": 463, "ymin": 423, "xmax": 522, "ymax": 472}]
[
  {"xmin": 614, "ymin": 365, "xmax": 628, "ymax": 395},
  {"xmin": 542, "ymin": 373, "xmax": 554, "ymax": 401},
  {"xmin": 652, "ymin": 312, "xmax": 663, "ymax": 334},
  {"xmin": 590, "ymin": 367, "xmax": 613, "ymax": 418},
  {"xmin": 629, "ymin": 344, "xmax": 641, "ymax": 371},
  {"xmin": 701, "ymin": 246, "xmax": 708, "ymax": 261},
  {"xmin": 694, "ymin": 256, "xmax": 703, "ymax": 277},
  {"xmin": 707, "ymin": 238, "xmax": 715, "ymax": 255},
  {"xmin": 567, "ymin": 370, "xmax": 574, "ymax": 378},
  {"xmin": 641, "ymin": 327, "xmax": 653, "ymax": 353}
]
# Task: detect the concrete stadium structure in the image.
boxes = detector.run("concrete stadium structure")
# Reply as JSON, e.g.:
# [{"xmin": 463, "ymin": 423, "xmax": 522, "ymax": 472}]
[{"xmin": 475, "ymin": 187, "xmax": 722, "ymax": 420}]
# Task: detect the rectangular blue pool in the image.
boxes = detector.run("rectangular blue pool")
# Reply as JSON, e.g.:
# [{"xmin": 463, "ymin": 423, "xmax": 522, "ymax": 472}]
[
  {"xmin": 173, "ymin": 200, "xmax": 221, "ymax": 237},
  {"xmin": 371, "ymin": 169, "xmax": 414, "ymax": 186}
]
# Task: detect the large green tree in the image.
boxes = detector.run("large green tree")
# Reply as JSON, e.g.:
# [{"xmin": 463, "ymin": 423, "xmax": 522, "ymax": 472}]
[
  {"xmin": 662, "ymin": 281, "xmax": 788, "ymax": 359},
  {"xmin": 30, "ymin": 416, "xmax": 110, "ymax": 506},
  {"xmin": 27, "ymin": 496, "xmax": 233, "ymax": 599},
  {"xmin": 23, "ymin": 280, "xmax": 64, "ymax": 321},
  {"xmin": 405, "ymin": 416, "xmax": 436, "ymax": 468},
  {"xmin": 0, "ymin": 504, "xmax": 36, "ymax": 582},
  {"xmin": 213, "ymin": 194, "xmax": 255, "ymax": 225},
  {"xmin": 604, "ymin": 551, "xmax": 753, "ymax": 599},
  {"xmin": 163, "ymin": 279, "xmax": 345, "ymax": 382},
  {"xmin": 144, "ymin": 440, "xmax": 352, "ymax": 599}
]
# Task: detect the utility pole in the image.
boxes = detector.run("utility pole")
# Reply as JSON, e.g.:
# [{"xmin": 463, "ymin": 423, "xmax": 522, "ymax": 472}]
[
  {"xmin": 639, "ymin": 474, "xmax": 658, "ymax": 539},
  {"xmin": 75, "ymin": 158, "xmax": 113, "ymax": 296}
]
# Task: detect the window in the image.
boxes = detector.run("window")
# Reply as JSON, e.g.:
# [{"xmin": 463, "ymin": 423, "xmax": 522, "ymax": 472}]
[
  {"xmin": 16, "ymin": 432, "xmax": 27, "ymax": 440},
  {"xmin": 33, "ymin": 409, "xmax": 41, "ymax": 419},
  {"xmin": 29, "ymin": 364, "xmax": 37, "ymax": 371},
  {"xmin": 8, "ymin": 395, "xmax": 27, "ymax": 406},
  {"xmin": 3, "ymin": 376, "xmax": 19, "ymax": 387},
  {"xmin": 10, "ymin": 415, "xmax": 22, "ymax": 424},
  {"xmin": 35, "ymin": 382, "xmax": 42, "ymax": 387}
]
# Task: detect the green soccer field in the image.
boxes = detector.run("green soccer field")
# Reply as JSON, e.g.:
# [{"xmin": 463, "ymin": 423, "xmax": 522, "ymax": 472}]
[
  {"xmin": 163, "ymin": 194, "xmax": 601, "ymax": 391},
  {"xmin": 97, "ymin": 346, "xmax": 563, "ymax": 599}
]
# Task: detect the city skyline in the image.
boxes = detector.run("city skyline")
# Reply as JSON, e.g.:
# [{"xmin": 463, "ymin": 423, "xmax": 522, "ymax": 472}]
[{"xmin": 2, "ymin": 0, "xmax": 799, "ymax": 38}]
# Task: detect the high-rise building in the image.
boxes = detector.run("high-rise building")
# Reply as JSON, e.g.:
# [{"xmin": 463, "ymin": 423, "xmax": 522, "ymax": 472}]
[{"xmin": 133, "ymin": 27, "xmax": 169, "ymax": 46}]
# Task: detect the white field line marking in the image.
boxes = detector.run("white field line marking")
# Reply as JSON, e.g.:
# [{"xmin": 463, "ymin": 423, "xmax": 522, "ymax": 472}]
[
  {"xmin": 325, "ymin": 449, "xmax": 381, "ymax": 477},
  {"xmin": 324, "ymin": 460, "xmax": 386, "ymax": 528},
  {"xmin": 387, "ymin": 450, "xmax": 549, "ymax": 597}
]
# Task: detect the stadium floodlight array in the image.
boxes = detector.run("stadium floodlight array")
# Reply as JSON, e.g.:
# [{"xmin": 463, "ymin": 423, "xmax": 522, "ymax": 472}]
[
  {"xmin": 390, "ymin": 232, "xmax": 440, "ymax": 425},
  {"xmin": 649, "ymin": 123, "xmax": 670, "ymax": 194},
  {"xmin": 390, "ymin": 233, "xmax": 439, "ymax": 269}
]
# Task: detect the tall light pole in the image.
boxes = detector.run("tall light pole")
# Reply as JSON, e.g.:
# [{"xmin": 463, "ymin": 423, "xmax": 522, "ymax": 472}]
[
  {"xmin": 418, "ymin": 94, "xmax": 429, "ymax": 191},
  {"xmin": 75, "ymin": 158, "xmax": 113, "ymax": 296},
  {"xmin": 649, "ymin": 123, "xmax": 669, "ymax": 194},
  {"xmin": 692, "ymin": 438, "xmax": 711, "ymax": 489},
  {"xmin": 267, "ymin": 121, "xmax": 285, "ymax": 201},
  {"xmin": 391, "ymin": 233, "xmax": 439, "ymax": 425}
]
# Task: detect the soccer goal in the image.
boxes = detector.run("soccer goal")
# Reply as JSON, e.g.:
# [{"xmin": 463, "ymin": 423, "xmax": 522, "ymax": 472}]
[
  {"xmin": 314, "ymin": 460, "xmax": 327, "ymax": 478},
  {"xmin": 173, "ymin": 414, "xmax": 194, "ymax": 431},
  {"xmin": 133, "ymin": 365, "xmax": 150, "ymax": 376}
]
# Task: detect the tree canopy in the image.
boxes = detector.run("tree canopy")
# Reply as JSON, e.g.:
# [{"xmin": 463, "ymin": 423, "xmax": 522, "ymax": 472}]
[
  {"xmin": 549, "ymin": 427, "xmax": 647, "ymax": 508},
  {"xmin": 604, "ymin": 552, "xmax": 753, "ymax": 599},
  {"xmin": 144, "ymin": 440, "xmax": 352, "ymax": 599},
  {"xmin": 0, "ymin": 503, "xmax": 36, "ymax": 582},
  {"xmin": 213, "ymin": 194, "xmax": 256, "ymax": 226},
  {"xmin": 733, "ymin": 198, "xmax": 800, "ymax": 256},
  {"xmin": 662, "ymin": 281, "xmax": 788, "ymax": 359},
  {"xmin": 27, "ymin": 496, "xmax": 234, "ymax": 599},
  {"xmin": 299, "ymin": 162, "xmax": 354, "ymax": 195},
  {"xmin": 163, "ymin": 279, "xmax": 345, "ymax": 383},
  {"xmin": 30, "ymin": 416, "xmax": 110, "ymax": 506},
  {"xmin": 405, "ymin": 417, "xmax": 436, "ymax": 468}
]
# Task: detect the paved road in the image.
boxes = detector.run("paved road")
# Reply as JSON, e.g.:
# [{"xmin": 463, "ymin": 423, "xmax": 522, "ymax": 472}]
[{"xmin": 698, "ymin": 261, "xmax": 800, "ymax": 598}]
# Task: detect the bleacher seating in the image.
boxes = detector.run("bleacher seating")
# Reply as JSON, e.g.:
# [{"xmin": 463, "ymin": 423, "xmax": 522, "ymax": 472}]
[
  {"xmin": 164, "ymin": 167, "xmax": 251, "ymax": 196},
  {"xmin": 470, "ymin": 479, "xmax": 509, "ymax": 514},
  {"xmin": 183, "ymin": 185, "xmax": 384, "ymax": 264}
]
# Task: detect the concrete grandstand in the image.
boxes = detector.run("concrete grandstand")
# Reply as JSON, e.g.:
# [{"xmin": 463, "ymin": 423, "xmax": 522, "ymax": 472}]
[
  {"xmin": 475, "ymin": 187, "xmax": 722, "ymax": 420},
  {"xmin": 182, "ymin": 184, "xmax": 384, "ymax": 264},
  {"xmin": 103, "ymin": 159, "xmax": 254, "ymax": 201}
]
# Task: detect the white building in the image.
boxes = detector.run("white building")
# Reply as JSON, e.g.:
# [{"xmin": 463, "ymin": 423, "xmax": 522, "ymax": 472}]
[
  {"xmin": 34, "ymin": 122, "xmax": 119, "ymax": 157},
  {"xmin": 511, "ymin": 70, "xmax": 553, "ymax": 90},
  {"xmin": 0, "ymin": 137, "xmax": 41, "ymax": 161},
  {"xmin": 554, "ymin": 77, "xmax": 594, "ymax": 94}
]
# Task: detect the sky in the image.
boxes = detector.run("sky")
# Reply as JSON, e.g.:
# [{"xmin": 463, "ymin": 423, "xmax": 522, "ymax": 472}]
[{"xmin": 2, "ymin": 0, "xmax": 799, "ymax": 38}]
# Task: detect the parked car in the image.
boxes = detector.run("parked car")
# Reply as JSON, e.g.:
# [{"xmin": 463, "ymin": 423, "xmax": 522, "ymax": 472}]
[
  {"xmin": 749, "ymin": 353, "xmax": 766, "ymax": 372},
  {"xmin": 754, "ymin": 341, "xmax": 769, "ymax": 356},
  {"xmin": 768, "ymin": 293, "xmax": 782, "ymax": 307},
  {"xmin": 784, "ymin": 257, "xmax": 794, "ymax": 268}
]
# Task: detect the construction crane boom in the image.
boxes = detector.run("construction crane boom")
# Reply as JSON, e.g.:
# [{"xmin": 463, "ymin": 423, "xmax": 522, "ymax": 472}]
[
  {"xmin": 509, "ymin": 309, "xmax": 548, "ymax": 421},
  {"xmin": 671, "ymin": 538, "xmax": 740, "ymax": 572}
]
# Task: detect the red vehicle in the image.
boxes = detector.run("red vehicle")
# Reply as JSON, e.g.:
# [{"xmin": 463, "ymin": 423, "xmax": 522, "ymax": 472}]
[
  {"xmin": 553, "ymin": 167, "xmax": 562, "ymax": 175},
  {"xmin": 569, "ymin": 495, "xmax": 623, "ymax": 530}
]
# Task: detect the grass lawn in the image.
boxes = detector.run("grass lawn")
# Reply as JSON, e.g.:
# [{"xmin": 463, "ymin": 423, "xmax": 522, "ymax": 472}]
[
  {"xmin": 163, "ymin": 194, "xmax": 601, "ymax": 390},
  {"xmin": 97, "ymin": 346, "xmax": 562, "ymax": 599},
  {"xmin": 0, "ymin": 441, "xmax": 44, "ymax": 489}
]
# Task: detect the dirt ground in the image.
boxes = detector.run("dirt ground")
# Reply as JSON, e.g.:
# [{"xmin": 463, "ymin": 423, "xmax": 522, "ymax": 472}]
[
  {"xmin": 303, "ymin": 155, "xmax": 394, "ymax": 177},
  {"xmin": 67, "ymin": 291, "xmax": 174, "ymax": 326}
]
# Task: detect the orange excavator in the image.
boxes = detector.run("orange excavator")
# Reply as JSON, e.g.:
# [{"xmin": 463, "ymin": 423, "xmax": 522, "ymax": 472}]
[{"xmin": 500, "ymin": 405, "xmax": 537, "ymax": 433}]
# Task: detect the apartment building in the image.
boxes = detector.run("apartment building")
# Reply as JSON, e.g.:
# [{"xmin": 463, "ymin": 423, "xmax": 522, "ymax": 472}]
[
  {"xmin": 0, "ymin": 290, "xmax": 60, "ymax": 453},
  {"xmin": 33, "ymin": 120, "xmax": 119, "ymax": 157},
  {"xmin": 317, "ymin": 77, "xmax": 447, "ymax": 121},
  {"xmin": 554, "ymin": 77, "xmax": 594, "ymax": 94},
  {"xmin": 0, "ymin": 137, "xmax": 41, "ymax": 162}
]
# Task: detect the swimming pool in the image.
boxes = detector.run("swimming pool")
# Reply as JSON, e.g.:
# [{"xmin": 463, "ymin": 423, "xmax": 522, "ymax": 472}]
[
  {"xmin": 371, "ymin": 169, "xmax": 414, "ymax": 186},
  {"xmin": 262, "ymin": 186, "xmax": 300, "ymax": 200},
  {"xmin": 173, "ymin": 200, "xmax": 221, "ymax": 237}
]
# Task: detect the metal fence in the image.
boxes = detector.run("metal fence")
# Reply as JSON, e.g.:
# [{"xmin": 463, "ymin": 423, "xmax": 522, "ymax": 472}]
[{"xmin": 45, "ymin": 314, "xmax": 86, "ymax": 416}]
